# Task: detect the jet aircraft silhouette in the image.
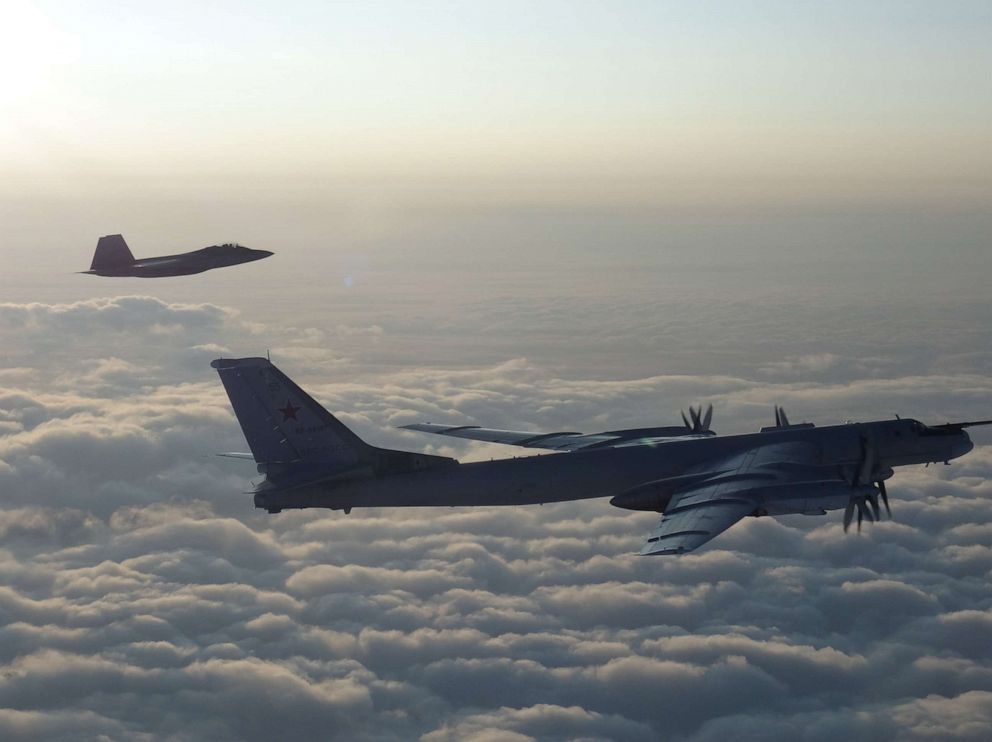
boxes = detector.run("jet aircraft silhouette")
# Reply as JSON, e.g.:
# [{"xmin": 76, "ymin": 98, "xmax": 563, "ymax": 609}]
[
  {"xmin": 212, "ymin": 357, "xmax": 988, "ymax": 555},
  {"xmin": 82, "ymin": 234, "xmax": 272, "ymax": 277}
]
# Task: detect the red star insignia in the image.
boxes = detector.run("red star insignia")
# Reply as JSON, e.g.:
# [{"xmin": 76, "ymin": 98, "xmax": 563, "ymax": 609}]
[{"xmin": 278, "ymin": 400, "xmax": 301, "ymax": 421}]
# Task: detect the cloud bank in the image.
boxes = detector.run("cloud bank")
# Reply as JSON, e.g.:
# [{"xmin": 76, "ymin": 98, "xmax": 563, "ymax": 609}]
[{"xmin": 1, "ymin": 296, "xmax": 991, "ymax": 740}]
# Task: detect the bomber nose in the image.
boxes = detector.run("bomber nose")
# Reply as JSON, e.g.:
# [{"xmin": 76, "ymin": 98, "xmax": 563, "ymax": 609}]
[{"xmin": 954, "ymin": 434, "xmax": 974, "ymax": 459}]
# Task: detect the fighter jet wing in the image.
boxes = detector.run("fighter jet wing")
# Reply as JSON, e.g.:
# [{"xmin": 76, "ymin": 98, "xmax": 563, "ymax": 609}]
[
  {"xmin": 400, "ymin": 423, "xmax": 708, "ymax": 451},
  {"xmin": 638, "ymin": 441, "xmax": 821, "ymax": 555}
]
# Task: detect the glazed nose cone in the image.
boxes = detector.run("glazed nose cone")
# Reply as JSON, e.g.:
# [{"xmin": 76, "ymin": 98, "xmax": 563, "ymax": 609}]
[{"xmin": 955, "ymin": 436, "xmax": 974, "ymax": 459}]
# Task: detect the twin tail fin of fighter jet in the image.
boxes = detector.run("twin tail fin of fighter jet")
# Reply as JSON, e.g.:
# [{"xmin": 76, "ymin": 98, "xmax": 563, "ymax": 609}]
[{"xmin": 90, "ymin": 234, "xmax": 135, "ymax": 271}]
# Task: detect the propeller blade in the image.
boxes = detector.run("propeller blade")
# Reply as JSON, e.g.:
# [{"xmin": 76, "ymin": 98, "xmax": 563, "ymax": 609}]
[
  {"xmin": 843, "ymin": 499, "xmax": 855, "ymax": 533},
  {"xmin": 774, "ymin": 406, "xmax": 781, "ymax": 427},
  {"xmin": 863, "ymin": 498, "xmax": 875, "ymax": 524},
  {"xmin": 867, "ymin": 492, "xmax": 881, "ymax": 521},
  {"xmin": 681, "ymin": 410, "xmax": 690, "ymax": 430},
  {"xmin": 690, "ymin": 406, "xmax": 701, "ymax": 432},
  {"xmin": 702, "ymin": 404, "xmax": 713, "ymax": 431},
  {"xmin": 778, "ymin": 407, "xmax": 790, "ymax": 426},
  {"xmin": 878, "ymin": 480, "xmax": 891, "ymax": 518},
  {"xmin": 856, "ymin": 500, "xmax": 864, "ymax": 532}
]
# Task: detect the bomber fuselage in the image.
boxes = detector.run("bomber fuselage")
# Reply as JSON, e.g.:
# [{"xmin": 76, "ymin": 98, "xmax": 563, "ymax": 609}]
[{"xmin": 253, "ymin": 418, "xmax": 973, "ymax": 513}]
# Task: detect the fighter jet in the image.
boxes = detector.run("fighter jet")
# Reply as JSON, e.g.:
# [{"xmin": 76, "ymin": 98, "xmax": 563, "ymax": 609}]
[
  {"xmin": 212, "ymin": 357, "xmax": 988, "ymax": 555},
  {"xmin": 81, "ymin": 234, "xmax": 272, "ymax": 277}
]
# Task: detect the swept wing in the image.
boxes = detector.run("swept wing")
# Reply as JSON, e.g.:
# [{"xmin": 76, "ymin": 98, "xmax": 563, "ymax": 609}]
[
  {"xmin": 400, "ymin": 422, "xmax": 710, "ymax": 451},
  {"xmin": 635, "ymin": 441, "xmax": 848, "ymax": 555}
]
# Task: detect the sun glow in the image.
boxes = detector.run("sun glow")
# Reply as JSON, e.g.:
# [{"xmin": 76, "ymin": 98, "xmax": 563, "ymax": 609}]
[{"xmin": 0, "ymin": 2, "xmax": 78, "ymax": 108}]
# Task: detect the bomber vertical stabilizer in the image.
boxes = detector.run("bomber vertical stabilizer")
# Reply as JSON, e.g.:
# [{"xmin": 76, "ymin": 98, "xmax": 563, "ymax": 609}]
[
  {"xmin": 211, "ymin": 358, "xmax": 456, "ymax": 496},
  {"xmin": 211, "ymin": 357, "xmax": 370, "ymax": 468}
]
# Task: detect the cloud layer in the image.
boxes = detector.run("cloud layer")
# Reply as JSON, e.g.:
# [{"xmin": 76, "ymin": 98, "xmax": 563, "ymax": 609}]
[{"xmin": 1, "ymin": 295, "xmax": 991, "ymax": 740}]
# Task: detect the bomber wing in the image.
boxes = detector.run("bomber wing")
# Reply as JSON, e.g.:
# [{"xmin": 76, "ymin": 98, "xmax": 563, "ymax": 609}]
[
  {"xmin": 400, "ymin": 422, "xmax": 711, "ymax": 452},
  {"xmin": 402, "ymin": 406, "xmax": 716, "ymax": 451},
  {"xmin": 401, "ymin": 423, "xmax": 605, "ymax": 450},
  {"xmin": 634, "ymin": 441, "xmax": 828, "ymax": 555},
  {"xmin": 640, "ymin": 496, "xmax": 757, "ymax": 555}
]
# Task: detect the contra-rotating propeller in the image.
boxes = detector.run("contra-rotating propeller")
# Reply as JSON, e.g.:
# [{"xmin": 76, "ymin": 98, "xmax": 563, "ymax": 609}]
[
  {"xmin": 681, "ymin": 404, "xmax": 714, "ymax": 435},
  {"xmin": 843, "ymin": 431, "xmax": 892, "ymax": 533}
]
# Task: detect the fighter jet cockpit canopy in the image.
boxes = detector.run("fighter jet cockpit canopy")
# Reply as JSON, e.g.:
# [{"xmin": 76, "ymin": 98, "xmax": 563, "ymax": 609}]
[{"xmin": 198, "ymin": 243, "xmax": 248, "ymax": 253}]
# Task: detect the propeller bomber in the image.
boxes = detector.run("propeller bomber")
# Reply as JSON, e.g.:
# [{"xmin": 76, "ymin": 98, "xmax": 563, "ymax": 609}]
[{"xmin": 213, "ymin": 357, "xmax": 988, "ymax": 556}]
